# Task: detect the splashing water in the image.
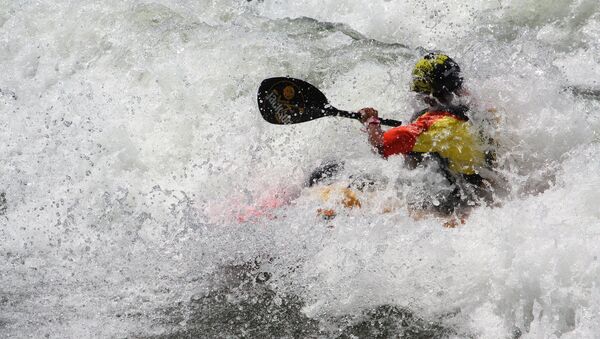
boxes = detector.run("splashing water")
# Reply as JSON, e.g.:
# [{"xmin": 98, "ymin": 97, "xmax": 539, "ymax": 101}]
[{"xmin": 1, "ymin": 0, "xmax": 599, "ymax": 337}]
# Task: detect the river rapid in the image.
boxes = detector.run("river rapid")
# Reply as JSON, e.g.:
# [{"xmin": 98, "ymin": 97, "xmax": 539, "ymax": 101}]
[{"xmin": 1, "ymin": 0, "xmax": 600, "ymax": 338}]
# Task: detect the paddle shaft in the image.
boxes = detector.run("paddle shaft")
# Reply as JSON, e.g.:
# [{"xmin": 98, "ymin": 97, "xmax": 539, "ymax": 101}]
[{"xmin": 325, "ymin": 107, "xmax": 402, "ymax": 127}]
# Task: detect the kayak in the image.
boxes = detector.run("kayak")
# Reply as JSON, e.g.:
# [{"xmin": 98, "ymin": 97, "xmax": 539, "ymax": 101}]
[
  {"xmin": 227, "ymin": 161, "xmax": 401, "ymax": 223},
  {"xmin": 215, "ymin": 160, "xmax": 471, "ymax": 227}
]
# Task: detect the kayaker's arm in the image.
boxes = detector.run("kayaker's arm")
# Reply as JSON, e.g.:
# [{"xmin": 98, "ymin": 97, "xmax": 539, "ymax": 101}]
[{"xmin": 359, "ymin": 107, "xmax": 384, "ymax": 155}]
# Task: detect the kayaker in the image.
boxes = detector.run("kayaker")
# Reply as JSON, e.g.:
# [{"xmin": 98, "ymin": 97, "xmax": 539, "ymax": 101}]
[{"xmin": 359, "ymin": 53, "xmax": 499, "ymax": 225}]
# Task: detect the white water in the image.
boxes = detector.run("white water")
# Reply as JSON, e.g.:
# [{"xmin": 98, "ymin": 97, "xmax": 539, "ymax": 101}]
[{"xmin": 1, "ymin": 0, "xmax": 599, "ymax": 337}]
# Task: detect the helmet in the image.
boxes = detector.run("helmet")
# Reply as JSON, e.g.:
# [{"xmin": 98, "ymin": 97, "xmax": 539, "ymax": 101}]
[{"xmin": 410, "ymin": 53, "xmax": 463, "ymax": 97}]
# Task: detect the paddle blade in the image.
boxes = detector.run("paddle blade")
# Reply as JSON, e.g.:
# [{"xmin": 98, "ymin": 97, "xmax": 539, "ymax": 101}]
[{"xmin": 257, "ymin": 77, "xmax": 330, "ymax": 125}]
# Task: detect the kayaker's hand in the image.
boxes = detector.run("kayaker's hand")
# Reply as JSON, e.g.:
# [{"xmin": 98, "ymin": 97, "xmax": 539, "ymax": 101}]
[
  {"xmin": 358, "ymin": 107, "xmax": 384, "ymax": 155},
  {"xmin": 358, "ymin": 107, "xmax": 379, "ymax": 124}
]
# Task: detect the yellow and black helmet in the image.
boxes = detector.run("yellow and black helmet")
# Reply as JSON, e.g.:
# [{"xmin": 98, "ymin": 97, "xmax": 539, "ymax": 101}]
[{"xmin": 410, "ymin": 53, "xmax": 463, "ymax": 97}]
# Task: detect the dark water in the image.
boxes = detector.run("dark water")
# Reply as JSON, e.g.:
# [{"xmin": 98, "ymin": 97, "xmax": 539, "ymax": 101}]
[{"xmin": 144, "ymin": 263, "xmax": 459, "ymax": 339}]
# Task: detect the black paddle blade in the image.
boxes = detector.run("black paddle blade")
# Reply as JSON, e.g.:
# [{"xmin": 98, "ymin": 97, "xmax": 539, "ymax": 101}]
[{"xmin": 257, "ymin": 77, "xmax": 330, "ymax": 125}]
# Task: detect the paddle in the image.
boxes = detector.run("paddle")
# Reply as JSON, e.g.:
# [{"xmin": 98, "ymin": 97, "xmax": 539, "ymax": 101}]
[{"xmin": 257, "ymin": 77, "xmax": 402, "ymax": 127}]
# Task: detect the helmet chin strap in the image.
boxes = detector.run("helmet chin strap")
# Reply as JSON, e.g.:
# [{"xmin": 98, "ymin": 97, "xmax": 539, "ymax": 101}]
[
  {"xmin": 421, "ymin": 94, "xmax": 453, "ymax": 107},
  {"xmin": 421, "ymin": 95, "xmax": 439, "ymax": 106}
]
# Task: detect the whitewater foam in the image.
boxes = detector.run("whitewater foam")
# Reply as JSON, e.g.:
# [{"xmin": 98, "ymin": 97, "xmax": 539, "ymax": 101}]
[{"xmin": 1, "ymin": 0, "xmax": 599, "ymax": 337}]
